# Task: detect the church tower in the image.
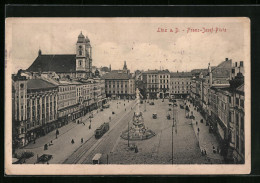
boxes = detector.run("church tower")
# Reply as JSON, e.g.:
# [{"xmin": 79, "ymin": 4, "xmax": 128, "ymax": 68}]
[
  {"xmin": 76, "ymin": 32, "xmax": 87, "ymax": 78},
  {"xmin": 85, "ymin": 35, "xmax": 92, "ymax": 78},
  {"xmin": 76, "ymin": 32, "xmax": 93, "ymax": 78}
]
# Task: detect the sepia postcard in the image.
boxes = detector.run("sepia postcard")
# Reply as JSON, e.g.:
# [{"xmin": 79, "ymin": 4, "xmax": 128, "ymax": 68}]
[{"xmin": 5, "ymin": 17, "xmax": 251, "ymax": 175}]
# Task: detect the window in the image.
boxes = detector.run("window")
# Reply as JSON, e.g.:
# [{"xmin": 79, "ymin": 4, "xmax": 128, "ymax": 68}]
[
  {"xmin": 236, "ymin": 98, "xmax": 239, "ymax": 105},
  {"xmin": 240, "ymin": 99, "xmax": 244, "ymax": 108},
  {"xmin": 241, "ymin": 116, "xmax": 244, "ymax": 130},
  {"xmin": 236, "ymin": 114, "xmax": 239, "ymax": 126},
  {"xmin": 236, "ymin": 135, "xmax": 239, "ymax": 150}
]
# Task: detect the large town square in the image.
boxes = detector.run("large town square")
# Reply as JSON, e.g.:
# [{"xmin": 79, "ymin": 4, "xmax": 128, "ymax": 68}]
[{"xmin": 9, "ymin": 18, "xmax": 246, "ymax": 165}]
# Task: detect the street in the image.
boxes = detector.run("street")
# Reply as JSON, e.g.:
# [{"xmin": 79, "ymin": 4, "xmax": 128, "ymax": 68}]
[
  {"xmin": 18, "ymin": 98, "xmax": 224, "ymax": 164},
  {"xmin": 18, "ymin": 99, "xmax": 136, "ymax": 164}
]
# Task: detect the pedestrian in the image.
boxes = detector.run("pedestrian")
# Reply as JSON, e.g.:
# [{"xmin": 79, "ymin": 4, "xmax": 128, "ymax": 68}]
[
  {"xmin": 83, "ymin": 122, "xmax": 85, "ymax": 126},
  {"xmin": 81, "ymin": 138, "xmax": 83, "ymax": 144},
  {"xmin": 71, "ymin": 139, "xmax": 74, "ymax": 144},
  {"xmin": 196, "ymin": 121, "xmax": 198, "ymax": 125},
  {"xmin": 197, "ymin": 128, "xmax": 200, "ymax": 133},
  {"xmin": 204, "ymin": 149, "xmax": 207, "ymax": 155},
  {"xmin": 201, "ymin": 150, "xmax": 204, "ymax": 156}
]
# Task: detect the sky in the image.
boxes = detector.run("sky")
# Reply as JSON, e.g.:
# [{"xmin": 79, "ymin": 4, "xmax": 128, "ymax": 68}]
[{"xmin": 6, "ymin": 18, "xmax": 248, "ymax": 73}]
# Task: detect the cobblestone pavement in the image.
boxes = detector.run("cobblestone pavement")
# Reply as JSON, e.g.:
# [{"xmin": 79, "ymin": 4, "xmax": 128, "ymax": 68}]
[
  {"xmin": 106, "ymin": 99, "xmax": 210, "ymax": 164},
  {"xmin": 186, "ymin": 100, "xmax": 224, "ymax": 164},
  {"xmin": 16, "ymin": 99, "xmax": 135, "ymax": 164}
]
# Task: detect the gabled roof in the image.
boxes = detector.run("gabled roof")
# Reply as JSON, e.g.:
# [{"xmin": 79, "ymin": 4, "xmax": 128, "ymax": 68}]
[
  {"xmin": 27, "ymin": 54, "xmax": 76, "ymax": 73},
  {"xmin": 27, "ymin": 79, "xmax": 57, "ymax": 90},
  {"xmin": 212, "ymin": 59, "xmax": 232, "ymax": 78},
  {"xmin": 102, "ymin": 72, "xmax": 131, "ymax": 80}
]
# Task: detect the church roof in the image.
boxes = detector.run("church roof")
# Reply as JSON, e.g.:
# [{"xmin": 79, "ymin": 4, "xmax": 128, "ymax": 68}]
[{"xmin": 27, "ymin": 54, "xmax": 76, "ymax": 73}]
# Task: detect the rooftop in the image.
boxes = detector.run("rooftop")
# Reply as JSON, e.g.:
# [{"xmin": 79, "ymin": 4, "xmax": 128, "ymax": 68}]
[
  {"xmin": 27, "ymin": 79, "xmax": 57, "ymax": 90},
  {"xmin": 102, "ymin": 72, "xmax": 132, "ymax": 80},
  {"xmin": 170, "ymin": 72, "xmax": 192, "ymax": 78},
  {"xmin": 27, "ymin": 54, "xmax": 76, "ymax": 73}
]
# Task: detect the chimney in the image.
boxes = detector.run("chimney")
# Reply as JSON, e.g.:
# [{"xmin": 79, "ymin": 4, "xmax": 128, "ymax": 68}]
[
  {"xmin": 38, "ymin": 49, "xmax": 42, "ymax": 56},
  {"xmin": 240, "ymin": 61, "xmax": 243, "ymax": 67}
]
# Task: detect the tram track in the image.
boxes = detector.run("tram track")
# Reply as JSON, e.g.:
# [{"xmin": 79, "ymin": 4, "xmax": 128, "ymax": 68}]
[{"xmin": 63, "ymin": 102, "xmax": 137, "ymax": 164}]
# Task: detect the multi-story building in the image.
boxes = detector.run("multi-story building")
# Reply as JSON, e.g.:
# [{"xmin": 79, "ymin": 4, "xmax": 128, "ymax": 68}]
[
  {"xmin": 12, "ymin": 74, "xmax": 28, "ymax": 147},
  {"xmin": 170, "ymin": 71, "xmax": 192, "ymax": 99},
  {"xmin": 141, "ymin": 70, "xmax": 159, "ymax": 99},
  {"xmin": 26, "ymin": 79, "xmax": 58, "ymax": 141},
  {"xmin": 233, "ymin": 83, "xmax": 245, "ymax": 163},
  {"xmin": 103, "ymin": 71, "xmax": 135, "ymax": 99},
  {"xmin": 229, "ymin": 72, "xmax": 245, "ymax": 163},
  {"xmin": 12, "ymin": 72, "xmax": 59, "ymax": 147},
  {"xmin": 158, "ymin": 70, "xmax": 171, "ymax": 98},
  {"xmin": 103, "ymin": 62, "xmax": 135, "ymax": 99}
]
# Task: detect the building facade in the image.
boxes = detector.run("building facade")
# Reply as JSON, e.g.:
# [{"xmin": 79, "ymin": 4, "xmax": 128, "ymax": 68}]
[
  {"xmin": 12, "ymin": 73, "xmax": 59, "ymax": 147},
  {"xmin": 170, "ymin": 72, "xmax": 192, "ymax": 99},
  {"xmin": 142, "ymin": 70, "xmax": 159, "ymax": 99},
  {"xmin": 158, "ymin": 70, "xmax": 171, "ymax": 98}
]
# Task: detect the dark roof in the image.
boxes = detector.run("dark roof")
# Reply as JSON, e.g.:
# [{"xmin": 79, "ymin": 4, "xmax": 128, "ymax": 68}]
[
  {"xmin": 27, "ymin": 54, "xmax": 76, "ymax": 73},
  {"xmin": 27, "ymin": 79, "xmax": 57, "ymax": 90},
  {"xmin": 158, "ymin": 70, "xmax": 170, "ymax": 74},
  {"xmin": 102, "ymin": 72, "xmax": 131, "ymax": 80},
  {"xmin": 170, "ymin": 72, "xmax": 192, "ymax": 78},
  {"xmin": 100, "ymin": 66, "xmax": 110, "ymax": 72},
  {"xmin": 143, "ymin": 70, "xmax": 159, "ymax": 74},
  {"xmin": 212, "ymin": 60, "xmax": 232, "ymax": 78}
]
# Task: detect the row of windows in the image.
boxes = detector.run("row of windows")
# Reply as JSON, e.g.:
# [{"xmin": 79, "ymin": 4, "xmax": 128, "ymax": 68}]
[
  {"xmin": 59, "ymin": 86, "xmax": 76, "ymax": 92},
  {"xmin": 107, "ymin": 91, "xmax": 128, "ymax": 94},
  {"xmin": 171, "ymin": 91, "xmax": 189, "ymax": 94},
  {"xmin": 160, "ymin": 80, "xmax": 169, "ymax": 83},
  {"xmin": 159, "ymin": 75, "xmax": 169, "ymax": 78},
  {"xmin": 59, "ymin": 93, "xmax": 76, "ymax": 100},
  {"xmin": 106, "ymin": 85, "xmax": 128, "ymax": 88},
  {"xmin": 172, "ymin": 86, "xmax": 190, "ymax": 89},
  {"xmin": 171, "ymin": 82, "xmax": 192, "ymax": 84}
]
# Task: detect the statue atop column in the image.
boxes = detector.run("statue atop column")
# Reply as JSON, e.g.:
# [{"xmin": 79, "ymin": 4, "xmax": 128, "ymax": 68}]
[{"xmin": 121, "ymin": 88, "xmax": 155, "ymax": 141}]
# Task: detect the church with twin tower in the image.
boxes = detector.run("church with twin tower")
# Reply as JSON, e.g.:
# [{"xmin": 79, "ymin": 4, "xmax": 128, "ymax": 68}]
[
  {"xmin": 27, "ymin": 32, "xmax": 93, "ymax": 79},
  {"xmin": 75, "ymin": 31, "xmax": 92, "ymax": 78}
]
